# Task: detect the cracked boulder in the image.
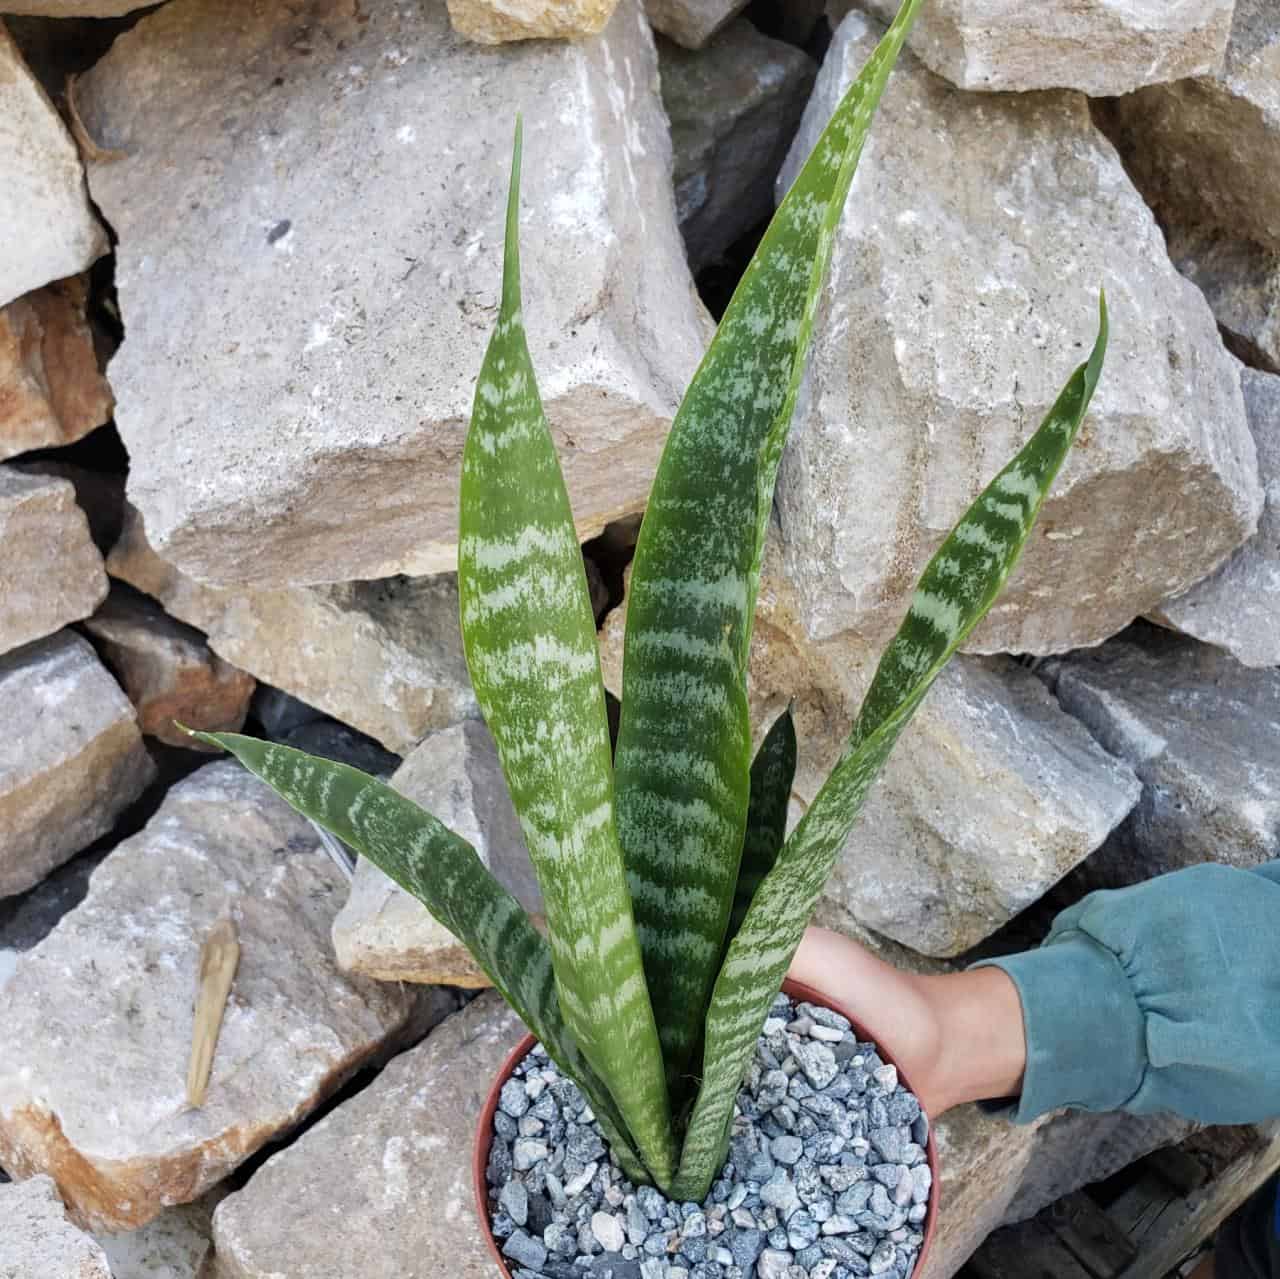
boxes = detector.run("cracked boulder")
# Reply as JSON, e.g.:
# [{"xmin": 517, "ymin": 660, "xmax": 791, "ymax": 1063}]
[
  {"xmin": 774, "ymin": 13, "xmax": 1263, "ymax": 659},
  {"xmin": 0, "ymin": 760, "xmax": 450, "ymax": 1231},
  {"xmin": 0, "ymin": 631, "xmax": 154, "ymax": 901},
  {"xmin": 75, "ymin": 0, "xmax": 710, "ymax": 586}
]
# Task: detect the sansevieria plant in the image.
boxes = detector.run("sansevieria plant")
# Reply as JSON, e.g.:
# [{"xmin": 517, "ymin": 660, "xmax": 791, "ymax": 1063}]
[{"xmin": 195, "ymin": 0, "xmax": 1107, "ymax": 1201}]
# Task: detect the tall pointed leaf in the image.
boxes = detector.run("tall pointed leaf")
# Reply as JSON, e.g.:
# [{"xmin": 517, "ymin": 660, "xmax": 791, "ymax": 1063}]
[
  {"xmin": 670, "ymin": 299, "xmax": 1109, "ymax": 1199},
  {"xmin": 189, "ymin": 732, "xmax": 647, "ymax": 1180},
  {"xmin": 614, "ymin": 0, "xmax": 927, "ymax": 1102},
  {"xmin": 456, "ymin": 122, "xmax": 674, "ymax": 1184}
]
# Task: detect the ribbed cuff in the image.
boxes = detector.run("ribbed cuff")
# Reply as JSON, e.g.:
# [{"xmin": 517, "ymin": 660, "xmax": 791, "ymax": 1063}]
[{"xmin": 971, "ymin": 930, "xmax": 1147, "ymax": 1124}]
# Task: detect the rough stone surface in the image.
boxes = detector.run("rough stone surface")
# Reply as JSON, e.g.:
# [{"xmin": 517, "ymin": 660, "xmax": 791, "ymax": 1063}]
[
  {"xmin": 76, "ymin": 0, "xmax": 710, "ymax": 586},
  {"xmin": 83, "ymin": 587, "xmax": 256, "ymax": 749},
  {"xmin": 1154, "ymin": 367, "xmax": 1280, "ymax": 667},
  {"xmin": 603, "ymin": 537, "xmax": 1140, "ymax": 957},
  {"xmin": 12, "ymin": 461, "xmax": 125, "ymax": 553},
  {"xmin": 644, "ymin": 0, "xmax": 746, "ymax": 48},
  {"xmin": 1045, "ymin": 626, "xmax": 1280, "ymax": 885},
  {"xmin": 0, "ymin": 760, "xmax": 435, "ymax": 1231},
  {"xmin": 0, "ymin": 28, "xmax": 107, "ymax": 307},
  {"xmin": 96, "ymin": 1194, "xmax": 222, "ymax": 1279},
  {"xmin": 775, "ymin": 14, "xmax": 1263, "ymax": 659},
  {"xmin": 838, "ymin": 0, "xmax": 1235, "ymax": 95},
  {"xmin": 0, "ymin": 467, "xmax": 108, "ymax": 655},
  {"xmin": 108, "ymin": 506, "xmax": 476, "ymax": 753},
  {"xmin": 447, "ymin": 0, "xmax": 619, "ymax": 43},
  {"xmin": 210, "ymin": 993, "xmax": 525, "ymax": 1279},
  {"xmin": 660, "ymin": 20, "xmax": 816, "ymax": 271},
  {"xmin": 0, "ymin": 631, "xmax": 153, "ymax": 901},
  {"xmin": 1, "ymin": 0, "xmax": 157, "ymax": 13},
  {"xmin": 333, "ymin": 720, "xmax": 542, "ymax": 986},
  {"xmin": 1101, "ymin": 0, "xmax": 1280, "ymax": 371},
  {"xmin": 0, "ymin": 1174, "xmax": 113, "ymax": 1279},
  {"xmin": 0, "ymin": 276, "xmax": 114, "ymax": 462}
]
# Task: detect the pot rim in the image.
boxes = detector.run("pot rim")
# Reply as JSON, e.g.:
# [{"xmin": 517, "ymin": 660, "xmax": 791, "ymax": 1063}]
[{"xmin": 473, "ymin": 976, "xmax": 941, "ymax": 1278}]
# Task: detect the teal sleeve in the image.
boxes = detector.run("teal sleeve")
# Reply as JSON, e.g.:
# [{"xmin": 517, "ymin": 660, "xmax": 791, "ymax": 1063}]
[{"xmin": 973, "ymin": 860, "xmax": 1280, "ymax": 1125}]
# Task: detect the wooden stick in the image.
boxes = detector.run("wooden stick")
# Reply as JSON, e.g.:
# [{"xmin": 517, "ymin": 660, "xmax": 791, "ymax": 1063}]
[{"xmin": 186, "ymin": 917, "xmax": 240, "ymax": 1108}]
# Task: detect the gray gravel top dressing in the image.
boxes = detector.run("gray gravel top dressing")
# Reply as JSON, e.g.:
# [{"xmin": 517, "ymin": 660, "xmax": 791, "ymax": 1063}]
[{"xmin": 486, "ymin": 992, "xmax": 931, "ymax": 1279}]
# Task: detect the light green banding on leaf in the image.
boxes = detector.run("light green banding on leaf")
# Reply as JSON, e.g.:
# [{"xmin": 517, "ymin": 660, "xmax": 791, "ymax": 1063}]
[
  {"xmin": 671, "ymin": 297, "xmax": 1109, "ymax": 1200},
  {"xmin": 189, "ymin": 731, "xmax": 645, "ymax": 1180},
  {"xmin": 614, "ymin": 0, "xmax": 927, "ymax": 1108},
  {"xmin": 456, "ymin": 120, "xmax": 675, "ymax": 1186}
]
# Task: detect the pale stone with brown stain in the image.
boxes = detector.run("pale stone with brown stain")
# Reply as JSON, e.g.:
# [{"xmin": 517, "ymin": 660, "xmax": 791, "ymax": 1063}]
[
  {"xmin": 447, "ymin": 0, "xmax": 618, "ymax": 42},
  {"xmin": 83, "ymin": 587, "xmax": 255, "ymax": 749},
  {"xmin": 0, "ymin": 1174, "xmax": 113, "ymax": 1279},
  {"xmin": 644, "ymin": 0, "xmax": 746, "ymax": 48},
  {"xmin": 333, "ymin": 721, "xmax": 542, "ymax": 986},
  {"xmin": 837, "ymin": 0, "xmax": 1234, "ymax": 94},
  {"xmin": 775, "ymin": 14, "xmax": 1263, "ymax": 659},
  {"xmin": 0, "ymin": 760, "xmax": 430, "ymax": 1231},
  {"xmin": 0, "ymin": 276, "xmax": 113, "ymax": 462},
  {"xmin": 107, "ymin": 506, "xmax": 475, "ymax": 753},
  {"xmin": 75, "ymin": 0, "xmax": 710, "ymax": 586},
  {"xmin": 0, "ymin": 630, "xmax": 154, "ymax": 900},
  {"xmin": 210, "ymin": 993, "xmax": 524, "ymax": 1279},
  {"xmin": 0, "ymin": 29, "xmax": 107, "ymax": 308},
  {"xmin": 0, "ymin": 467, "xmax": 108, "ymax": 655}
]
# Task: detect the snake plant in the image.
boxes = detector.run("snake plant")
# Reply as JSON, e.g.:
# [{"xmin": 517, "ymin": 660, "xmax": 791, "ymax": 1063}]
[{"xmin": 196, "ymin": 0, "xmax": 1107, "ymax": 1200}]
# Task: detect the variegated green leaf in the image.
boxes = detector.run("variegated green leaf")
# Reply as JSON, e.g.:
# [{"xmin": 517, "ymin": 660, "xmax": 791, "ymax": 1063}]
[
  {"xmin": 615, "ymin": 0, "xmax": 926, "ymax": 1105},
  {"xmin": 188, "ymin": 731, "xmax": 647, "ymax": 1180},
  {"xmin": 456, "ymin": 122, "xmax": 674, "ymax": 1185},
  {"xmin": 727, "ymin": 708, "xmax": 797, "ymax": 943},
  {"xmin": 671, "ymin": 298, "xmax": 1109, "ymax": 1199}
]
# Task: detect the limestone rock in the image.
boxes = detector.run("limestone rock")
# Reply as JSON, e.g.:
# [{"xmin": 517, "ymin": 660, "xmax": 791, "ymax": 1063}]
[
  {"xmin": 96, "ymin": 1195, "xmax": 221, "ymax": 1279},
  {"xmin": 14, "ymin": 460, "xmax": 125, "ymax": 553},
  {"xmin": 1100, "ymin": 0, "xmax": 1280, "ymax": 371},
  {"xmin": 661, "ymin": 20, "xmax": 816, "ymax": 270},
  {"xmin": 1154, "ymin": 367, "xmax": 1280, "ymax": 667},
  {"xmin": 0, "ymin": 631, "xmax": 153, "ymax": 900},
  {"xmin": 601, "ymin": 537, "xmax": 1140, "ymax": 958},
  {"xmin": 0, "ymin": 276, "xmax": 114, "ymax": 461},
  {"xmin": 644, "ymin": 0, "xmax": 745, "ymax": 48},
  {"xmin": 108, "ymin": 506, "xmax": 476, "ymax": 753},
  {"xmin": 0, "ymin": 760, "xmax": 439, "ymax": 1231},
  {"xmin": 0, "ymin": 29, "xmax": 107, "ymax": 307},
  {"xmin": 0, "ymin": 1174, "xmax": 113, "ymax": 1279},
  {"xmin": 76, "ymin": 0, "xmax": 710, "ymax": 586},
  {"xmin": 839, "ymin": 0, "xmax": 1235, "ymax": 95},
  {"xmin": 83, "ymin": 587, "xmax": 256, "ymax": 749},
  {"xmin": 774, "ymin": 14, "xmax": 1263, "ymax": 658},
  {"xmin": 0, "ymin": 467, "xmax": 108, "ymax": 655},
  {"xmin": 1044, "ymin": 626, "xmax": 1280, "ymax": 884},
  {"xmin": 447, "ymin": 0, "xmax": 618, "ymax": 43},
  {"xmin": 210, "ymin": 993, "xmax": 525, "ymax": 1279},
  {"xmin": 333, "ymin": 721, "xmax": 539, "ymax": 986}
]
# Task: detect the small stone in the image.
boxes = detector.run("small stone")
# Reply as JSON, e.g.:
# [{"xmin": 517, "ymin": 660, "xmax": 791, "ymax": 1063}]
[
  {"xmin": 500, "ymin": 1079, "xmax": 531, "ymax": 1118},
  {"xmin": 500, "ymin": 1180, "xmax": 529, "ymax": 1227},
  {"xmin": 869, "ymin": 1240, "xmax": 896, "ymax": 1275},
  {"xmin": 565, "ymin": 1161, "xmax": 599, "ymax": 1199},
  {"xmin": 757, "ymin": 1249, "xmax": 796, "ymax": 1279},
  {"xmin": 822, "ymin": 1214, "xmax": 858, "ymax": 1235},
  {"xmin": 593, "ymin": 1211, "xmax": 627, "ymax": 1253},
  {"xmin": 786, "ymin": 1209, "xmax": 820, "ymax": 1250},
  {"xmin": 644, "ymin": 0, "xmax": 745, "ymax": 48},
  {"xmin": 637, "ymin": 1185, "xmax": 665, "ymax": 1220},
  {"xmin": 513, "ymin": 1139, "xmax": 550, "ymax": 1171},
  {"xmin": 503, "ymin": 1229, "xmax": 548, "ymax": 1272},
  {"xmin": 446, "ymin": 0, "xmax": 617, "ymax": 42},
  {"xmin": 791, "ymin": 1040, "xmax": 838, "ymax": 1090},
  {"xmin": 760, "ymin": 1171, "xmax": 801, "ymax": 1220},
  {"xmin": 869, "ymin": 1129, "xmax": 905, "ymax": 1165},
  {"xmin": 809, "ymin": 1025, "xmax": 845, "ymax": 1043},
  {"xmin": 871, "ymin": 1065, "xmax": 898, "ymax": 1093},
  {"xmin": 727, "ymin": 1226, "xmax": 766, "ymax": 1270},
  {"xmin": 771, "ymin": 1136, "xmax": 804, "ymax": 1166}
]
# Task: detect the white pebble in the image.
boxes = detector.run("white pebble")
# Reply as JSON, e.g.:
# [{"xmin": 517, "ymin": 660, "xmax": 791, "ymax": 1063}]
[{"xmin": 592, "ymin": 1210, "xmax": 626, "ymax": 1253}]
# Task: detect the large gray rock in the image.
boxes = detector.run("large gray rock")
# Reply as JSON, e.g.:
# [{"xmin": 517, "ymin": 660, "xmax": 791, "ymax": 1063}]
[
  {"xmin": 774, "ymin": 14, "xmax": 1263, "ymax": 659},
  {"xmin": 0, "ymin": 631, "xmax": 154, "ymax": 901},
  {"xmin": 644, "ymin": 0, "xmax": 746, "ymax": 49},
  {"xmin": 601, "ymin": 537, "xmax": 1140, "ymax": 958},
  {"xmin": 0, "ymin": 1174, "xmax": 113, "ymax": 1279},
  {"xmin": 661, "ymin": 20, "xmax": 816, "ymax": 271},
  {"xmin": 0, "ymin": 29, "xmax": 107, "ymax": 307},
  {"xmin": 1044, "ymin": 627, "xmax": 1280, "ymax": 885},
  {"xmin": 0, "ymin": 760, "xmax": 449, "ymax": 1231},
  {"xmin": 210, "ymin": 994, "xmax": 525, "ymax": 1279},
  {"xmin": 333, "ymin": 721, "xmax": 542, "ymax": 986},
  {"xmin": 1101, "ymin": 0, "xmax": 1280, "ymax": 372},
  {"xmin": 1154, "ymin": 367, "xmax": 1280, "ymax": 667},
  {"xmin": 108, "ymin": 506, "xmax": 476, "ymax": 753},
  {"xmin": 76, "ymin": 0, "xmax": 710, "ymax": 587},
  {"xmin": 0, "ymin": 467, "xmax": 108, "ymax": 655},
  {"xmin": 840, "ymin": 0, "xmax": 1235, "ymax": 95}
]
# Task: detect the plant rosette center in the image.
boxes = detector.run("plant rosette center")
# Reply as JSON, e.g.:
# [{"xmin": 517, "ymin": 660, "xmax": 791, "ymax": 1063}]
[{"xmin": 478, "ymin": 989, "xmax": 937, "ymax": 1279}]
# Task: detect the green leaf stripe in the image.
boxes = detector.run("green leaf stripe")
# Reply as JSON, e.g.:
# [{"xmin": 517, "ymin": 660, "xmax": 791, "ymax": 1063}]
[
  {"xmin": 189, "ymin": 731, "xmax": 646, "ymax": 1179},
  {"xmin": 671, "ymin": 297, "xmax": 1109, "ymax": 1199},
  {"xmin": 456, "ymin": 121, "xmax": 674, "ymax": 1184},
  {"xmin": 614, "ymin": 0, "xmax": 927, "ymax": 1107}
]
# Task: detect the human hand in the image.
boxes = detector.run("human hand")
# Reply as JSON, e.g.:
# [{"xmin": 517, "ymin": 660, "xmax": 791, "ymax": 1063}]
[{"xmin": 789, "ymin": 926, "xmax": 1027, "ymax": 1118}]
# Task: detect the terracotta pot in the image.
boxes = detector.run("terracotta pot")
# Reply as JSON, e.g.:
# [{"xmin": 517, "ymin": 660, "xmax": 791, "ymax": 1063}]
[{"xmin": 474, "ymin": 976, "xmax": 941, "ymax": 1277}]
